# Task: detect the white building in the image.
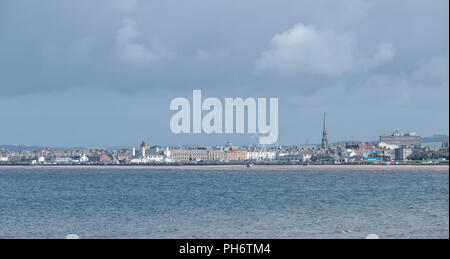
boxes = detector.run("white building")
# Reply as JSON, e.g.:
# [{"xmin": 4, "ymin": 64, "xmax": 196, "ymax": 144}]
[
  {"xmin": 395, "ymin": 147, "xmax": 414, "ymax": 160},
  {"xmin": 145, "ymin": 151, "xmax": 165, "ymax": 162},
  {"xmin": 246, "ymin": 150, "xmax": 276, "ymax": 160},
  {"xmin": 344, "ymin": 149, "xmax": 357, "ymax": 158},
  {"xmin": 141, "ymin": 147, "xmax": 146, "ymax": 158},
  {"xmin": 379, "ymin": 142, "xmax": 399, "ymax": 150},
  {"xmin": 130, "ymin": 151, "xmax": 166, "ymax": 164},
  {"xmin": 55, "ymin": 157, "xmax": 73, "ymax": 164},
  {"xmin": 80, "ymin": 154, "xmax": 89, "ymax": 163},
  {"xmin": 298, "ymin": 151, "xmax": 313, "ymax": 162},
  {"xmin": 163, "ymin": 147, "xmax": 172, "ymax": 163}
]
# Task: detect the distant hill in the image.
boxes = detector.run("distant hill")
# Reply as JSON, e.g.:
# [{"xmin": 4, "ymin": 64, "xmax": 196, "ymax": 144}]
[
  {"xmin": 0, "ymin": 145, "xmax": 85, "ymax": 152},
  {"xmin": 422, "ymin": 134, "xmax": 449, "ymax": 144},
  {"xmin": 0, "ymin": 144, "xmax": 129, "ymax": 152}
]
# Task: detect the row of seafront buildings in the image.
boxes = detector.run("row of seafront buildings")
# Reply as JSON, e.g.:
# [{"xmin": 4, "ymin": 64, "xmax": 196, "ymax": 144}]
[
  {"xmin": 0, "ymin": 142, "xmax": 279, "ymax": 165},
  {"xmin": 0, "ymin": 113, "xmax": 448, "ymax": 165},
  {"xmin": 124, "ymin": 128, "xmax": 448, "ymax": 165},
  {"xmin": 129, "ymin": 141, "xmax": 274, "ymax": 164},
  {"xmin": 0, "ymin": 134, "xmax": 447, "ymax": 165}
]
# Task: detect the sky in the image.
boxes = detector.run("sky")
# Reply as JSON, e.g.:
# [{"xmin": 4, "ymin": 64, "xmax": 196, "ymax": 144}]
[{"xmin": 0, "ymin": 0, "xmax": 448, "ymax": 148}]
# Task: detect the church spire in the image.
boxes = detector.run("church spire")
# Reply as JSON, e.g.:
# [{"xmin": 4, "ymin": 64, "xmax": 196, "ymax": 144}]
[{"xmin": 322, "ymin": 112, "xmax": 328, "ymax": 148}]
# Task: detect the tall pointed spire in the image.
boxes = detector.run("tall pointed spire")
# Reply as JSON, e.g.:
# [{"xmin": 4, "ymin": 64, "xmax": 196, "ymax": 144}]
[{"xmin": 322, "ymin": 112, "xmax": 328, "ymax": 148}]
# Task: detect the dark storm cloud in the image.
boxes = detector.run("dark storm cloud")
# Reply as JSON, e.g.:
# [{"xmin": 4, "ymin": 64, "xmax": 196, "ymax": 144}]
[
  {"xmin": 0, "ymin": 0, "xmax": 448, "ymax": 146},
  {"xmin": 1, "ymin": 0, "xmax": 447, "ymax": 95}
]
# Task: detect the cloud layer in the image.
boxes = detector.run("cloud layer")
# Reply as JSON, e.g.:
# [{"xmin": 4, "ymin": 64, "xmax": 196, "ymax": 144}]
[
  {"xmin": 0, "ymin": 0, "xmax": 448, "ymax": 147},
  {"xmin": 116, "ymin": 19, "xmax": 174, "ymax": 64},
  {"xmin": 257, "ymin": 24, "xmax": 394, "ymax": 75}
]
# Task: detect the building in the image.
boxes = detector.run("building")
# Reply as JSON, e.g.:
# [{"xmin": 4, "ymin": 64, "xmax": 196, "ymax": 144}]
[
  {"xmin": 130, "ymin": 142, "xmax": 171, "ymax": 163},
  {"xmin": 394, "ymin": 146, "xmax": 420, "ymax": 160},
  {"xmin": 144, "ymin": 151, "xmax": 165, "ymax": 162},
  {"xmin": 298, "ymin": 151, "xmax": 313, "ymax": 162},
  {"xmin": 170, "ymin": 149, "xmax": 208, "ymax": 162},
  {"xmin": 163, "ymin": 147, "xmax": 171, "ymax": 160},
  {"xmin": 140, "ymin": 141, "xmax": 151, "ymax": 158},
  {"xmin": 345, "ymin": 142, "xmax": 360, "ymax": 149},
  {"xmin": 55, "ymin": 157, "xmax": 73, "ymax": 164},
  {"xmin": 378, "ymin": 142, "xmax": 400, "ymax": 150},
  {"xmin": 247, "ymin": 149, "xmax": 276, "ymax": 160},
  {"xmin": 79, "ymin": 154, "xmax": 89, "ymax": 163},
  {"xmin": 380, "ymin": 129, "xmax": 421, "ymax": 147},
  {"xmin": 381, "ymin": 148, "xmax": 396, "ymax": 161},
  {"xmin": 207, "ymin": 149, "xmax": 226, "ymax": 161},
  {"xmin": 130, "ymin": 150, "xmax": 166, "ymax": 164},
  {"xmin": 99, "ymin": 154, "xmax": 112, "ymax": 164},
  {"xmin": 170, "ymin": 149, "xmax": 228, "ymax": 162},
  {"xmin": 169, "ymin": 147, "xmax": 248, "ymax": 162},
  {"xmin": 226, "ymin": 148, "xmax": 247, "ymax": 161},
  {"xmin": 359, "ymin": 142, "xmax": 367, "ymax": 150},
  {"xmin": 443, "ymin": 139, "xmax": 449, "ymax": 149}
]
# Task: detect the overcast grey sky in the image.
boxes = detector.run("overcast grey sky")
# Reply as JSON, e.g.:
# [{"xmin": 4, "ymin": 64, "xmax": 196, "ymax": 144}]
[{"xmin": 0, "ymin": 0, "xmax": 448, "ymax": 148}]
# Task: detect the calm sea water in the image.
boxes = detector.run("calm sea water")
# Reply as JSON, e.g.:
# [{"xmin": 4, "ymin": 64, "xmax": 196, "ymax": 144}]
[{"xmin": 0, "ymin": 168, "xmax": 448, "ymax": 239}]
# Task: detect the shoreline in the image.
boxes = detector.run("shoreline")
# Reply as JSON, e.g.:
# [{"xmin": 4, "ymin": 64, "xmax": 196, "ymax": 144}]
[{"xmin": 0, "ymin": 164, "xmax": 448, "ymax": 171}]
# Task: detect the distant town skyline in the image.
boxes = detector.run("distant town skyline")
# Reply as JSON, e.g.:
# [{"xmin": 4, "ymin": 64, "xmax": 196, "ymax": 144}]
[
  {"xmin": 1, "ymin": 126, "xmax": 448, "ymax": 166},
  {"xmin": 1, "ymin": 131, "xmax": 448, "ymax": 151},
  {"xmin": 0, "ymin": 0, "xmax": 448, "ymax": 147}
]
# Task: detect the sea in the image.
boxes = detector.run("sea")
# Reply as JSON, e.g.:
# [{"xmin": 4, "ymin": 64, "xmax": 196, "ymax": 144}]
[{"xmin": 0, "ymin": 167, "xmax": 448, "ymax": 239}]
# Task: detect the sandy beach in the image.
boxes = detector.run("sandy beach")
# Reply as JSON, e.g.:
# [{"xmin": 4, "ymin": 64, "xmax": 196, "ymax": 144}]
[{"xmin": 0, "ymin": 164, "xmax": 448, "ymax": 171}]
